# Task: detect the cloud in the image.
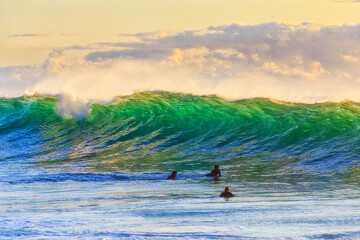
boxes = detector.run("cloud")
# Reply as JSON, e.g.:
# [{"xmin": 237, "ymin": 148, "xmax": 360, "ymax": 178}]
[
  {"xmin": 83, "ymin": 23, "xmax": 360, "ymax": 81},
  {"xmin": 8, "ymin": 32, "xmax": 90, "ymax": 38},
  {"xmin": 85, "ymin": 48, "xmax": 171, "ymax": 62},
  {"xmin": 3, "ymin": 22, "xmax": 360, "ymax": 103},
  {"xmin": 118, "ymin": 29, "xmax": 177, "ymax": 40},
  {"xmin": 8, "ymin": 32, "xmax": 51, "ymax": 37}
]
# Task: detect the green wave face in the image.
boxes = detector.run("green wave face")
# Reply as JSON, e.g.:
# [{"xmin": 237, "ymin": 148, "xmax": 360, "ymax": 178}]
[{"xmin": 1, "ymin": 92, "xmax": 360, "ymax": 177}]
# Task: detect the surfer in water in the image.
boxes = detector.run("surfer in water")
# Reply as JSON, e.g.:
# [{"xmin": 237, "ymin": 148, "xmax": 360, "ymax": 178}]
[
  {"xmin": 206, "ymin": 165, "xmax": 221, "ymax": 177},
  {"xmin": 219, "ymin": 186, "xmax": 235, "ymax": 198},
  {"xmin": 167, "ymin": 171, "xmax": 177, "ymax": 180}
]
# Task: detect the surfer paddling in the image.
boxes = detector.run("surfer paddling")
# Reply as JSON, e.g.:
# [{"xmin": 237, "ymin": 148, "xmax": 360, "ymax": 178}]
[
  {"xmin": 167, "ymin": 171, "xmax": 177, "ymax": 180},
  {"xmin": 206, "ymin": 165, "xmax": 221, "ymax": 177},
  {"xmin": 219, "ymin": 186, "xmax": 235, "ymax": 198}
]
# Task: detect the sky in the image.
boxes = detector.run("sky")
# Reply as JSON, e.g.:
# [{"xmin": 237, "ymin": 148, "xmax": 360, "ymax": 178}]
[
  {"xmin": 2, "ymin": 0, "xmax": 360, "ymax": 65},
  {"xmin": 1, "ymin": 0, "xmax": 360, "ymax": 102}
]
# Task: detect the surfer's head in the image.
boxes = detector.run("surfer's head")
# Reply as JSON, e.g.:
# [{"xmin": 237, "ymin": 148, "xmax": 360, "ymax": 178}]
[
  {"xmin": 214, "ymin": 165, "xmax": 219, "ymax": 169},
  {"xmin": 225, "ymin": 186, "xmax": 230, "ymax": 192},
  {"xmin": 172, "ymin": 171, "xmax": 177, "ymax": 176}
]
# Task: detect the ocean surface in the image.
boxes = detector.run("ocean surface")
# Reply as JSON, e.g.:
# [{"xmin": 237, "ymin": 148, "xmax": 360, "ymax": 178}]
[{"xmin": 1, "ymin": 92, "xmax": 360, "ymax": 239}]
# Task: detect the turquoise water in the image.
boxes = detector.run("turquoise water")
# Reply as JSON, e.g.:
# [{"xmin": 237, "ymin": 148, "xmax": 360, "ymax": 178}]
[{"xmin": 1, "ymin": 93, "xmax": 360, "ymax": 239}]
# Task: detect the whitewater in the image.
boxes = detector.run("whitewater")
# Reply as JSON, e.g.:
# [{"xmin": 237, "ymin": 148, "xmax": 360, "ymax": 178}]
[{"xmin": 1, "ymin": 92, "xmax": 360, "ymax": 239}]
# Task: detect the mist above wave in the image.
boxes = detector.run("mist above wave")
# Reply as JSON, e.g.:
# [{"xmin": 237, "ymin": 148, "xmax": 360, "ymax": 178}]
[{"xmin": 2, "ymin": 59, "xmax": 360, "ymax": 104}]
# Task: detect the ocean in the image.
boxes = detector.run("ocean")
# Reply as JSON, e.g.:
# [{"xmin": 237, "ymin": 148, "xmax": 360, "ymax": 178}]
[{"xmin": 1, "ymin": 92, "xmax": 360, "ymax": 239}]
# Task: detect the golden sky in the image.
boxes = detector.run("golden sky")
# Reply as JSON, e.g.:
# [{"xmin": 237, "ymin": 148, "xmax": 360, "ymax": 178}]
[{"xmin": 1, "ymin": 0, "xmax": 360, "ymax": 66}]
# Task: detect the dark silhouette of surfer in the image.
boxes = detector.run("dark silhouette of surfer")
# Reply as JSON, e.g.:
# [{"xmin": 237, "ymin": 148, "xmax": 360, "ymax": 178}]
[
  {"xmin": 167, "ymin": 171, "xmax": 177, "ymax": 180},
  {"xmin": 219, "ymin": 186, "xmax": 235, "ymax": 198},
  {"xmin": 206, "ymin": 165, "xmax": 221, "ymax": 177}
]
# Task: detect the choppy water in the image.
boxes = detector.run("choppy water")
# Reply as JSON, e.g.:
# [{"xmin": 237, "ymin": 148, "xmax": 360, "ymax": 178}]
[{"xmin": 1, "ymin": 92, "xmax": 360, "ymax": 239}]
